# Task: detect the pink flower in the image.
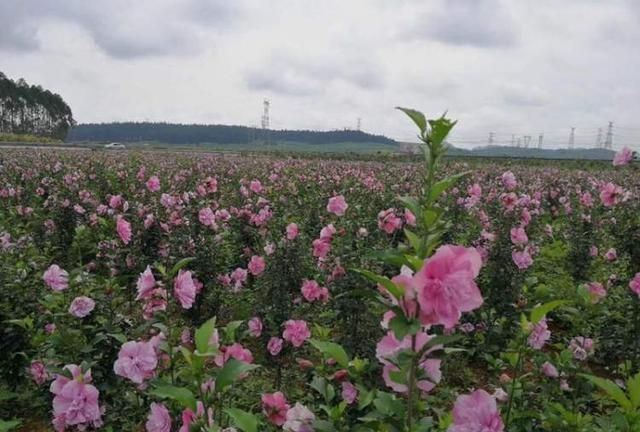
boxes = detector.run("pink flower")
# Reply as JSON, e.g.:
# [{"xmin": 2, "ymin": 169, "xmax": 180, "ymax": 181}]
[
  {"xmin": 283, "ymin": 320, "xmax": 310, "ymax": 347},
  {"xmin": 250, "ymin": 179, "xmax": 264, "ymax": 194},
  {"xmin": 605, "ymin": 248, "xmax": 617, "ymax": 262},
  {"xmin": 146, "ymin": 402, "xmax": 171, "ymax": 432},
  {"xmin": 341, "ymin": 381, "xmax": 358, "ymax": 404},
  {"xmin": 30, "ymin": 360, "xmax": 48, "ymax": 386},
  {"xmin": 146, "ymin": 176, "xmax": 161, "ymax": 192},
  {"xmin": 590, "ymin": 245, "xmax": 599, "ymax": 257},
  {"xmin": 449, "ymin": 389, "xmax": 504, "ymax": 432},
  {"xmin": 630, "ymin": 273, "xmax": 640, "ymax": 297},
  {"xmin": 174, "ymin": 270, "xmax": 197, "ymax": 309},
  {"xmin": 411, "ymin": 245, "xmax": 483, "ymax": 329},
  {"xmin": 600, "ymin": 182, "xmax": 622, "ymax": 207},
  {"xmin": 286, "ymin": 223, "xmax": 299, "ymax": 240},
  {"xmin": 587, "ymin": 282, "xmax": 607, "ymax": 303},
  {"xmin": 378, "ymin": 208, "xmax": 403, "ymax": 234},
  {"xmin": 117, "ymin": 216, "xmax": 132, "ymax": 245},
  {"xmin": 301, "ymin": 279, "xmax": 330, "ymax": 303},
  {"xmin": 50, "ymin": 365, "xmax": 102, "ymax": 431},
  {"xmin": 501, "ymin": 171, "xmax": 517, "ymax": 190},
  {"xmin": 613, "ymin": 147, "xmax": 634, "ymax": 166},
  {"xmin": 569, "ymin": 336, "xmax": 594, "ymax": 361},
  {"xmin": 114, "ymin": 340, "xmax": 158, "ymax": 384},
  {"xmin": 69, "ymin": 296, "xmax": 95, "ymax": 318},
  {"xmin": 267, "ymin": 337, "xmax": 283, "ymax": 355},
  {"xmin": 283, "ymin": 403, "xmax": 315, "ymax": 432},
  {"xmin": 541, "ymin": 361, "xmax": 559, "ymax": 378},
  {"xmin": 215, "ymin": 343, "xmax": 254, "ymax": 366},
  {"xmin": 528, "ymin": 318, "xmax": 551, "ymax": 350},
  {"xmin": 230, "ymin": 267, "xmax": 248, "ymax": 292},
  {"xmin": 319, "ymin": 224, "xmax": 336, "ymax": 241},
  {"xmin": 312, "ymin": 239, "xmax": 331, "ymax": 258},
  {"xmin": 198, "ymin": 207, "xmax": 216, "ymax": 227},
  {"xmin": 136, "ymin": 266, "xmax": 156, "ymax": 300},
  {"xmin": 43, "ymin": 264, "xmax": 69, "ymax": 291},
  {"xmin": 404, "ymin": 208, "xmax": 416, "ymax": 226},
  {"xmin": 510, "ymin": 227, "xmax": 528, "ymax": 246},
  {"xmin": 262, "ymin": 392, "xmax": 290, "ymax": 426},
  {"xmin": 248, "ymin": 317, "xmax": 263, "ymax": 337},
  {"xmin": 327, "ymin": 195, "xmax": 348, "ymax": 216},
  {"xmin": 248, "ymin": 255, "xmax": 266, "ymax": 276},
  {"xmin": 376, "ymin": 331, "xmax": 442, "ymax": 393},
  {"xmin": 512, "ymin": 248, "xmax": 533, "ymax": 270}
]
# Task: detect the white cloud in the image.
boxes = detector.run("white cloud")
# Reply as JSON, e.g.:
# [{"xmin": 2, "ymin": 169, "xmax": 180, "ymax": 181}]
[{"xmin": 1, "ymin": 0, "xmax": 639, "ymax": 148}]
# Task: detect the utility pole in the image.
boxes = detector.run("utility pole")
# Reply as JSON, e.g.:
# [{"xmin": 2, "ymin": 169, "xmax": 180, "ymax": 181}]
[
  {"xmin": 568, "ymin": 127, "xmax": 575, "ymax": 149},
  {"xmin": 595, "ymin": 128, "xmax": 602, "ymax": 148},
  {"xmin": 605, "ymin": 121, "xmax": 613, "ymax": 149},
  {"xmin": 261, "ymin": 99, "xmax": 270, "ymax": 145}
]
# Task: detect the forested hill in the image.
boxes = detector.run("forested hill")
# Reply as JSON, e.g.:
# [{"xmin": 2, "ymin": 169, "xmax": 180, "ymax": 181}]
[
  {"xmin": 0, "ymin": 72, "xmax": 75, "ymax": 140},
  {"xmin": 66, "ymin": 122, "xmax": 397, "ymax": 146}
]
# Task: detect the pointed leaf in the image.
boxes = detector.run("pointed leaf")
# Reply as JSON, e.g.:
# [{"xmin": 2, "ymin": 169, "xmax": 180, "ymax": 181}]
[
  {"xmin": 216, "ymin": 359, "xmax": 259, "ymax": 392},
  {"xmin": 309, "ymin": 339, "xmax": 350, "ymax": 368},
  {"xmin": 531, "ymin": 300, "xmax": 570, "ymax": 324},
  {"xmin": 396, "ymin": 107, "xmax": 426, "ymax": 135},
  {"xmin": 195, "ymin": 317, "xmax": 216, "ymax": 354},
  {"xmin": 224, "ymin": 408, "xmax": 259, "ymax": 432}
]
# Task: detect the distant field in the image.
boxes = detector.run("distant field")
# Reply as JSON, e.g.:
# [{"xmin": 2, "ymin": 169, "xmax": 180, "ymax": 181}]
[{"xmin": 67, "ymin": 140, "xmax": 400, "ymax": 154}]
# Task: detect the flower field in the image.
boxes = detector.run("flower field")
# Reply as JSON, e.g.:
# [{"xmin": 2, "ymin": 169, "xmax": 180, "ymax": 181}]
[{"xmin": 1, "ymin": 112, "xmax": 639, "ymax": 431}]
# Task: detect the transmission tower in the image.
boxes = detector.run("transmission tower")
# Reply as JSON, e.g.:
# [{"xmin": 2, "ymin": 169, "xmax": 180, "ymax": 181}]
[
  {"xmin": 604, "ymin": 121, "xmax": 613, "ymax": 150},
  {"xmin": 261, "ymin": 99, "xmax": 270, "ymax": 144},
  {"xmin": 488, "ymin": 132, "xmax": 494, "ymax": 145},
  {"xmin": 511, "ymin": 134, "xmax": 516, "ymax": 147},
  {"xmin": 517, "ymin": 137, "xmax": 521, "ymax": 148},
  {"xmin": 523, "ymin": 135, "xmax": 531, "ymax": 148},
  {"xmin": 568, "ymin": 127, "xmax": 575, "ymax": 149},
  {"xmin": 595, "ymin": 128, "xmax": 603, "ymax": 148},
  {"xmin": 538, "ymin": 134, "xmax": 544, "ymax": 149},
  {"xmin": 356, "ymin": 117, "xmax": 362, "ymax": 131}
]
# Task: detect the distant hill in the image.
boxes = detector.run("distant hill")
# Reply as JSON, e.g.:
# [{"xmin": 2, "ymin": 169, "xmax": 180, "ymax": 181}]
[
  {"xmin": 399, "ymin": 143, "xmax": 617, "ymax": 160},
  {"xmin": 446, "ymin": 144, "xmax": 616, "ymax": 160},
  {"xmin": 66, "ymin": 122, "xmax": 397, "ymax": 146}
]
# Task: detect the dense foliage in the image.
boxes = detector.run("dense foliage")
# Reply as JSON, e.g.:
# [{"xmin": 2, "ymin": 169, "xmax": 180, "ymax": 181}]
[
  {"xmin": 66, "ymin": 122, "xmax": 397, "ymax": 146},
  {"xmin": 0, "ymin": 110, "xmax": 639, "ymax": 431},
  {"xmin": 0, "ymin": 72, "xmax": 75, "ymax": 140}
]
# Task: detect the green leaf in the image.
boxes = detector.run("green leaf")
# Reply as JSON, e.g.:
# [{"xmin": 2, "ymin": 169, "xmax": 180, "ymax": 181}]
[
  {"xmin": 215, "ymin": 359, "xmax": 259, "ymax": 392},
  {"xmin": 428, "ymin": 116, "xmax": 457, "ymax": 146},
  {"xmin": 108, "ymin": 333, "xmax": 128, "ymax": 344},
  {"xmin": 149, "ymin": 385, "xmax": 197, "ymax": 411},
  {"xmin": 389, "ymin": 316, "xmax": 420, "ymax": 340},
  {"xmin": 627, "ymin": 372, "xmax": 640, "ymax": 409},
  {"xmin": 313, "ymin": 420, "xmax": 338, "ymax": 431},
  {"xmin": 396, "ymin": 107, "xmax": 426, "ymax": 135},
  {"xmin": 531, "ymin": 300, "xmax": 570, "ymax": 324},
  {"xmin": 352, "ymin": 269, "xmax": 404, "ymax": 299},
  {"xmin": 398, "ymin": 196, "xmax": 420, "ymax": 215},
  {"xmin": 0, "ymin": 419, "xmax": 21, "ymax": 432},
  {"xmin": 580, "ymin": 374, "xmax": 632, "ymax": 412},
  {"xmin": 225, "ymin": 408, "xmax": 259, "ymax": 432},
  {"xmin": 428, "ymin": 171, "xmax": 471, "ymax": 202},
  {"xmin": 404, "ymin": 228, "xmax": 421, "ymax": 253},
  {"xmin": 169, "ymin": 257, "xmax": 195, "ymax": 278},
  {"xmin": 195, "ymin": 317, "xmax": 217, "ymax": 354},
  {"xmin": 224, "ymin": 320, "xmax": 244, "ymax": 342},
  {"xmin": 308, "ymin": 339, "xmax": 350, "ymax": 368},
  {"xmin": 310, "ymin": 376, "xmax": 336, "ymax": 403}
]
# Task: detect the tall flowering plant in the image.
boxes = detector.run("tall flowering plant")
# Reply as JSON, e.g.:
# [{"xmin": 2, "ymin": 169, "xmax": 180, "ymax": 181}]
[{"xmin": 348, "ymin": 108, "xmax": 500, "ymax": 430}]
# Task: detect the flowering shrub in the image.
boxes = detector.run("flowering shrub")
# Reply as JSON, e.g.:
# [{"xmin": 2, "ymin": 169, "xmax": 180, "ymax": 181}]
[{"xmin": 0, "ymin": 109, "xmax": 639, "ymax": 431}]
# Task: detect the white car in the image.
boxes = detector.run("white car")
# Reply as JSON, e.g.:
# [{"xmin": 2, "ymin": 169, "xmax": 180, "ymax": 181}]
[{"xmin": 104, "ymin": 142, "xmax": 126, "ymax": 149}]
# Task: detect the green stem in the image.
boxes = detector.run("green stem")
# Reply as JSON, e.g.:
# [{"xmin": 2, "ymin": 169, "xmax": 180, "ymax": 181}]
[
  {"xmin": 504, "ymin": 342, "xmax": 524, "ymax": 428},
  {"xmin": 406, "ymin": 334, "xmax": 418, "ymax": 430}
]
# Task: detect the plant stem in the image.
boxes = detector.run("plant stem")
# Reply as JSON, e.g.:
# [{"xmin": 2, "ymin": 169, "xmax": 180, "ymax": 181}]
[
  {"xmin": 504, "ymin": 342, "xmax": 524, "ymax": 428},
  {"xmin": 406, "ymin": 334, "xmax": 418, "ymax": 430}
]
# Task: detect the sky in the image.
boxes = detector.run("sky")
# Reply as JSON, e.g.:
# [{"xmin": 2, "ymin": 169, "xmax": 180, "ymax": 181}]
[{"xmin": 1, "ymin": 0, "xmax": 639, "ymax": 149}]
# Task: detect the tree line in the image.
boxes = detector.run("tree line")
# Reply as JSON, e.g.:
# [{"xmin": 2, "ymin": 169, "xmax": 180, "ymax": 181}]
[
  {"xmin": 66, "ymin": 122, "xmax": 397, "ymax": 146},
  {"xmin": 0, "ymin": 72, "xmax": 75, "ymax": 140}
]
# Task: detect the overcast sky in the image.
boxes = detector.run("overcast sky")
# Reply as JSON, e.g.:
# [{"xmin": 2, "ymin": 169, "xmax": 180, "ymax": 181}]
[{"xmin": 1, "ymin": 0, "xmax": 639, "ymax": 148}]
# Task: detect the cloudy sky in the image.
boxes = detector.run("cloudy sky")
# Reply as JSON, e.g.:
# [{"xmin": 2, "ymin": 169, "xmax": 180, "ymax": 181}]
[{"xmin": 2, "ymin": 0, "xmax": 639, "ymax": 148}]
